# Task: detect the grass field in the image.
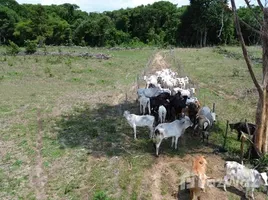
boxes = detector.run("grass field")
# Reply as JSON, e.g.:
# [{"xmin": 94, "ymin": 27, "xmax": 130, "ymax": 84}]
[{"xmin": 0, "ymin": 46, "xmax": 266, "ymax": 200}]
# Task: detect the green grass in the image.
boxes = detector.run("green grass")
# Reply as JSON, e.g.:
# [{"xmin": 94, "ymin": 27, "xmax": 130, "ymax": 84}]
[
  {"xmin": 0, "ymin": 45, "xmax": 264, "ymax": 199},
  {"xmin": 0, "ymin": 46, "xmax": 155, "ymax": 199}
]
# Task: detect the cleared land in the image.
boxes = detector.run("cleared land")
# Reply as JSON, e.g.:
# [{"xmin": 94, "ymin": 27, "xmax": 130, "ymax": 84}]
[{"xmin": 0, "ymin": 46, "xmax": 267, "ymax": 200}]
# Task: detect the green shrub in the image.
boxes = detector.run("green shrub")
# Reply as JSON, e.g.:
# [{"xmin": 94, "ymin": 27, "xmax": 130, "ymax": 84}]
[
  {"xmin": 44, "ymin": 66, "xmax": 53, "ymax": 77},
  {"xmin": 43, "ymin": 45, "xmax": 48, "ymax": 55},
  {"xmin": 252, "ymin": 154, "xmax": 268, "ymax": 172},
  {"xmin": 25, "ymin": 40, "xmax": 37, "ymax": 54},
  {"xmin": 6, "ymin": 40, "xmax": 20, "ymax": 55},
  {"xmin": 232, "ymin": 68, "xmax": 239, "ymax": 77},
  {"xmin": 93, "ymin": 190, "xmax": 110, "ymax": 200}
]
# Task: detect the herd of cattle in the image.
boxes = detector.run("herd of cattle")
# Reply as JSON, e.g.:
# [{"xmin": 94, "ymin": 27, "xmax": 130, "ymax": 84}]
[
  {"xmin": 124, "ymin": 68, "xmax": 216, "ymax": 154},
  {"xmin": 122, "ymin": 68, "xmax": 267, "ymax": 199}
]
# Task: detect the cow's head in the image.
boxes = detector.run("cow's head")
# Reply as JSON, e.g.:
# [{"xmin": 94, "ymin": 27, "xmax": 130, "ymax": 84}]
[
  {"xmin": 182, "ymin": 116, "xmax": 194, "ymax": 128},
  {"xmin": 123, "ymin": 110, "xmax": 130, "ymax": 118},
  {"xmin": 211, "ymin": 112, "xmax": 216, "ymax": 123}
]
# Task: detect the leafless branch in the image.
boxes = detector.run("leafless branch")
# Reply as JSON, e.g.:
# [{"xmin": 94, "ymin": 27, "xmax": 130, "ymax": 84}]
[
  {"xmin": 244, "ymin": 0, "xmax": 262, "ymax": 26},
  {"xmin": 257, "ymin": 0, "xmax": 264, "ymax": 9},
  {"xmin": 218, "ymin": 8, "xmax": 224, "ymax": 39},
  {"xmin": 231, "ymin": 0, "xmax": 263, "ymax": 96},
  {"xmin": 239, "ymin": 18, "xmax": 262, "ymax": 36}
]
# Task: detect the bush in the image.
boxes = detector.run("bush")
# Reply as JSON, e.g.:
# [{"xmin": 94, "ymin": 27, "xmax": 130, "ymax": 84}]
[
  {"xmin": 93, "ymin": 191, "xmax": 110, "ymax": 200},
  {"xmin": 232, "ymin": 68, "xmax": 240, "ymax": 77},
  {"xmin": 252, "ymin": 154, "xmax": 268, "ymax": 172},
  {"xmin": 6, "ymin": 40, "xmax": 20, "ymax": 55},
  {"xmin": 25, "ymin": 40, "xmax": 37, "ymax": 54}
]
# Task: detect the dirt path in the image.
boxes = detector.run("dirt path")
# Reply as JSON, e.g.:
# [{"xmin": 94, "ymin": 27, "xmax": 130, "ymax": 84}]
[
  {"xmin": 149, "ymin": 52, "xmax": 169, "ymax": 73},
  {"xmin": 30, "ymin": 109, "xmax": 47, "ymax": 200}
]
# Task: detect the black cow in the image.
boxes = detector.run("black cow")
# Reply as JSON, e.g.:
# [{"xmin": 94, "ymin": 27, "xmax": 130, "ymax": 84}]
[
  {"xmin": 170, "ymin": 93, "xmax": 188, "ymax": 120},
  {"xmin": 229, "ymin": 122, "xmax": 256, "ymax": 141}
]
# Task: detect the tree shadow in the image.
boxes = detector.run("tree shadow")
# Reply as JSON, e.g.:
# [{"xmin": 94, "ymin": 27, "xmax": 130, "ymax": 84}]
[{"xmin": 56, "ymin": 100, "xmax": 156, "ymax": 157}]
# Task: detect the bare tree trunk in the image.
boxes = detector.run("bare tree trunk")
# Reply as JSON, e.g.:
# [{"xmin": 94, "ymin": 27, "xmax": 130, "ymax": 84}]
[
  {"xmin": 260, "ymin": 8, "xmax": 268, "ymax": 153},
  {"xmin": 231, "ymin": 0, "xmax": 268, "ymax": 153},
  {"xmin": 203, "ymin": 28, "xmax": 207, "ymax": 47},
  {"xmin": 200, "ymin": 31, "xmax": 203, "ymax": 47}
]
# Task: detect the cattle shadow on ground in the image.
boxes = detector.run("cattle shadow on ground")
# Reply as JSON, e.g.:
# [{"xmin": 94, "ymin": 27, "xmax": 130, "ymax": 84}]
[
  {"xmin": 219, "ymin": 186, "xmax": 248, "ymax": 200},
  {"xmin": 177, "ymin": 180, "xmax": 250, "ymax": 200},
  {"xmin": 55, "ymin": 99, "xmax": 229, "ymax": 158}
]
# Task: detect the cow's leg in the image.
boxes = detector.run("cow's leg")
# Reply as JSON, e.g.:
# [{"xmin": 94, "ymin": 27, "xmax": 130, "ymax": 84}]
[
  {"xmin": 143, "ymin": 104, "xmax": 146, "ymax": 115},
  {"xmin": 171, "ymin": 137, "xmax": 174, "ymax": 148},
  {"xmin": 133, "ymin": 125, "xmax": 137, "ymax": 140},
  {"xmin": 237, "ymin": 131, "xmax": 242, "ymax": 141},
  {"xmin": 206, "ymin": 132, "xmax": 209, "ymax": 145},
  {"xmin": 140, "ymin": 104, "xmax": 142, "ymax": 114},
  {"xmin": 175, "ymin": 136, "xmax": 179, "ymax": 149},
  {"xmin": 223, "ymin": 175, "xmax": 229, "ymax": 192},
  {"xmin": 202, "ymin": 132, "xmax": 205, "ymax": 143},
  {"xmin": 156, "ymin": 140, "xmax": 162, "ymax": 156},
  {"xmin": 190, "ymin": 189, "xmax": 194, "ymax": 200},
  {"xmin": 149, "ymin": 126, "xmax": 153, "ymax": 139},
  {"xmin": 245, "ymin": 187, "xmax": 249, "ymax": 199},
  {"xmin": 251, "ymin": 188, "xmax": 255, "ymax": 200}
]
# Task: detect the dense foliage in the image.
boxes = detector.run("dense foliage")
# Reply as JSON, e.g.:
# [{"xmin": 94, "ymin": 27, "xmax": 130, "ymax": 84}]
[{"xmin": 0, "ymin": 0, "xmax": 262, "ymax": 47}]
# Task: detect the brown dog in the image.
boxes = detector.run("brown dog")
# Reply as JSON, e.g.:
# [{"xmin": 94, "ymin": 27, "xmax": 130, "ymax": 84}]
[{"xmin": 190, "ymin": 156, "xmax": 208, "ymax": 200}]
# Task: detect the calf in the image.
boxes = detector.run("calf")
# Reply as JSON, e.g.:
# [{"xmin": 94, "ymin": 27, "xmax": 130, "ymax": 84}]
[
  {"xmin": 123, "ymin": 110, "xmax": 155, "ymax": 139},
  {"xmin": 229, "ymin": 122, "xmax": 256, "ymax": 141},
  {"xmin": 190, "ymin": 156, "xmax": 208, "ymax": 200},
  {"xmin": 154, "ymin": 116, "xmax": 193, "ymax": 156},
  {"xmin": 144, "ymin": 75, "xmax": 158, "ymax": 88},
  {"xmin": 223, "ymin": 161, "xmax": 268, "ymax": 199},
  {"xmin": 138, "ymin": 96, "xmax": 151, "ymax": 115},
  {"xmin": 158, "ymin": 105, "xmax": 167, "ymax": 123}
]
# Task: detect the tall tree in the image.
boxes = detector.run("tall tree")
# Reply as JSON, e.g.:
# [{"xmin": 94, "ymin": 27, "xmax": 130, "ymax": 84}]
[
  {"xmin": 238, "ymin": 6, "xmax": 262, "ymax": 45},
  {"xmin": 179, "ymin": 0, "xmax": 232, "ymax": 46},
  {"xmin": 0, "ymin": 6, "xmax": 19, "ymax": 44},
  {"xmin": 231, "ymin": 0, "xmax": 268, "ymax": 154}
]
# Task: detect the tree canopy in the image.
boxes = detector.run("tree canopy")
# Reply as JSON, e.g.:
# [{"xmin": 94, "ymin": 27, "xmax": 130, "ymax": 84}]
[{"xmin": 0, "ymin": 0, "xmax": 262, "ymax": 47}]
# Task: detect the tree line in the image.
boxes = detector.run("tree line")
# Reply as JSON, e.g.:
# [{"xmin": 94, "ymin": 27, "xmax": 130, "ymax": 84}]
[{"xmin": 0, "ymin": 0, "xmax": 262, "ymax": 48}]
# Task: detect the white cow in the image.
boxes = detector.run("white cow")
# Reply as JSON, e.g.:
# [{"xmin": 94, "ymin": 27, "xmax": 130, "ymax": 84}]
[
  {"xmin": 223, "ymin": 161, "xmax": 268, "ymax": 199},
  {"xmin": 154, "ymin": 116, "xmax": 193, "ymax": 156},
  {"xmin": 123, "ymin": 111, "xmax": 155, "ymax": 139}
]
